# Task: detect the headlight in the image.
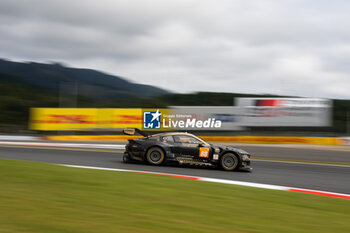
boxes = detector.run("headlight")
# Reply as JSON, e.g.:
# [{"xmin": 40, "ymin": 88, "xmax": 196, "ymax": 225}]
[{"xmin": 242, "ymin": 154, "xmax": 250, "ymax": 161}]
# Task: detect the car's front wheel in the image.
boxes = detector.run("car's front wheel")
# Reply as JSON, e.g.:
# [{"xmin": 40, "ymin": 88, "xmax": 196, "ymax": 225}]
[
  {"xmin": 220, "ymin": 153, "xmax": 239, "ymax": 171},
  {"xmin": 146, "ymin": 147, "xmax": 165, "ymax": 165}
]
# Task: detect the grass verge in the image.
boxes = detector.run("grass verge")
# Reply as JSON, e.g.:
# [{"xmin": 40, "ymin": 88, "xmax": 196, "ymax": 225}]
[{"xmin": 0, "ymin": 159, "xmax": 349, "ymax": 233}]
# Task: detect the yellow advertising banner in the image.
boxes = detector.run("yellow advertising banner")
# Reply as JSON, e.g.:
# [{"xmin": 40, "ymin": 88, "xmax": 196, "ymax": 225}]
[
  {"xmin": 30, "ymin": 108, "xmax": 98, "ymax": 131},
  {"xmin": 30, "ymin": 108, "xmax": 145, "ymax": 131},
  {"xmin": 96, "ymin": 108, "xmax": 114, "ymax": 129},
  {"xmin": 111, "ymin": 108, "xmax": 142, "ymax": 129}
]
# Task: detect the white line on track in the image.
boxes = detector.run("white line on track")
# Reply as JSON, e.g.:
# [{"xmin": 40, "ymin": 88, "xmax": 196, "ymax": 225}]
[
  {"xmin": 0, "ymin": 136, "xmax": 37, "ymax": 140},
  {"xmin": 60, "ymin": 164, "xmax": 350, "ymax": 200},
  {"xmin": 0, "ymin": 141, "xmax": 125, "ymax": 150},
  {"xmin": 252, "ymin": 159, "xmax": 350, "ymax": 167}
]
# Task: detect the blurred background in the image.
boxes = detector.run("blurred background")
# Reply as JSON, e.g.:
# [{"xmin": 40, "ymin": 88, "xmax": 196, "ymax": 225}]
[
  {"xmin": 1, "ymin": 1, "xmax": 350, "ymax": 137},
  {"xmin": 1, "ymin": 3, "xmax": 350, "ymax": 233},
  {"xmin": 0, "ymin": 58, "xmax": 349, "ymax": 136}
]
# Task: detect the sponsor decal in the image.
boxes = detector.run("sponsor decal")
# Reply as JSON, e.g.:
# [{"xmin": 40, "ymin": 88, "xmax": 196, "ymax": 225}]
[
  {"xmin": 213, "ymin": 154, "xmax": 219, "ymax": 160},
  {"xmin": 199, "ymin": 148, "xmax": 209, "ymax": 158}
]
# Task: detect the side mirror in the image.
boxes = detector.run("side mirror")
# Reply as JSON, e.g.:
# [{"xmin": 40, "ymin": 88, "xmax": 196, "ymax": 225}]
[{"xmin": 198, "ymin": 142, "xmax": 205, "ymax": 147}]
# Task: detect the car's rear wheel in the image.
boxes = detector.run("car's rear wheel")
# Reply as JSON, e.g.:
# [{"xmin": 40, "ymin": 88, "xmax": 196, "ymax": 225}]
[
  {"xmin": 146, "ymin": 147, "xmax": 165, "ymax": 165},
  {"xmin": 220, "ymin": 153, "xmax": 239, "ymax": 171}
]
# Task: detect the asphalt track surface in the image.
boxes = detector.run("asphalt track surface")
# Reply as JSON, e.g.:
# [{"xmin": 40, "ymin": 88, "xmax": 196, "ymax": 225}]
[
  {"xmin": 0, "ymin": 146, "xmax": 349, "ymax": 195},
  {"xmin": 237, "ymin": 144, "xmax": 350, "ymax": 164}
]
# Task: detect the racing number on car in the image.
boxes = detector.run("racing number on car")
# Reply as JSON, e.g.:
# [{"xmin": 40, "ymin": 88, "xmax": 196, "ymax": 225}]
[{"xmin": 199, "ymin": 148, "xmax": 209, "ymax": 158}]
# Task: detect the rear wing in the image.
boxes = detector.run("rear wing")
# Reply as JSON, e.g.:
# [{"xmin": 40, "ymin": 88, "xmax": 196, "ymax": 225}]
[{"xmin": 122, "ymin": 128, "xmax": 149, "ymax": 137}]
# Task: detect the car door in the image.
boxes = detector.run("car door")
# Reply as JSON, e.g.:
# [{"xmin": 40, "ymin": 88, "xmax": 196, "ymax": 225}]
[
  {"xmin": 172, "ymin": 135, "xmax": 198, "ymax": 158},
  {"xmin": 173, "ymin": 135, "xmax": 212, "ymax": 160},
  {"xmin": 189, "ymin": 137, "xmax": 213, "ymax": 160},
  {"xmin": 159, "ymin": 135, "xmax": 180, "ymax": 156}
]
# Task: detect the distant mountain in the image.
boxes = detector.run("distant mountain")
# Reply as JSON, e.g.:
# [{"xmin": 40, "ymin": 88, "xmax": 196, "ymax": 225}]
[{"xmin": 0, "ymin": 59, "xmax": 169, "ymax": 100}]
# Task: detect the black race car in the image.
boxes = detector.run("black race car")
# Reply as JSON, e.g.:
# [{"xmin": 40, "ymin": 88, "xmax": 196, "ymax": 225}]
[{"xmin": 122, "ymin": 128, "xmax": 252, "ymax": 171}]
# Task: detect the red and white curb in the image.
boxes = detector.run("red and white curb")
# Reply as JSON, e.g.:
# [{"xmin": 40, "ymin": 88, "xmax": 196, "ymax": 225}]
[
  {"xmin": 61, "ymin": 164, "xmax": 350, "ymax": 200},
  {"xmin": 0, "ymin": 141, "xmax": 125, "ymax": 150}
]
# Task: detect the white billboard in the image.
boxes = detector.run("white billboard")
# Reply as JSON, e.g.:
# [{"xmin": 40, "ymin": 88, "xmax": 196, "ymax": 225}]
[{"xmin": 235, "ymin": 98, "xmax": 332, "ymax": 127}]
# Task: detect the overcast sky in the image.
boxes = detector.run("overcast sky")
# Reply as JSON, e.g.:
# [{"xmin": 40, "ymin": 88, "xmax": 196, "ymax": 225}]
[{"xmin": 1, "ymin": 0, "xmax": 350, "ymax": 99}]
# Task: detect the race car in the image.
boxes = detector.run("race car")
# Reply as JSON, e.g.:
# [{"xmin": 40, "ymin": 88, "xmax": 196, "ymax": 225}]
[{"xmin": 122, "ymin": 128, "xmax": 251, "ymax": 171}]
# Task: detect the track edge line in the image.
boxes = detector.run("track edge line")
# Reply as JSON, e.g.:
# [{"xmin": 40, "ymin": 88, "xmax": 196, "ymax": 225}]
[{"xmin": 59, "ymin": 164, "xmax": 350, "ymax": 200}]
